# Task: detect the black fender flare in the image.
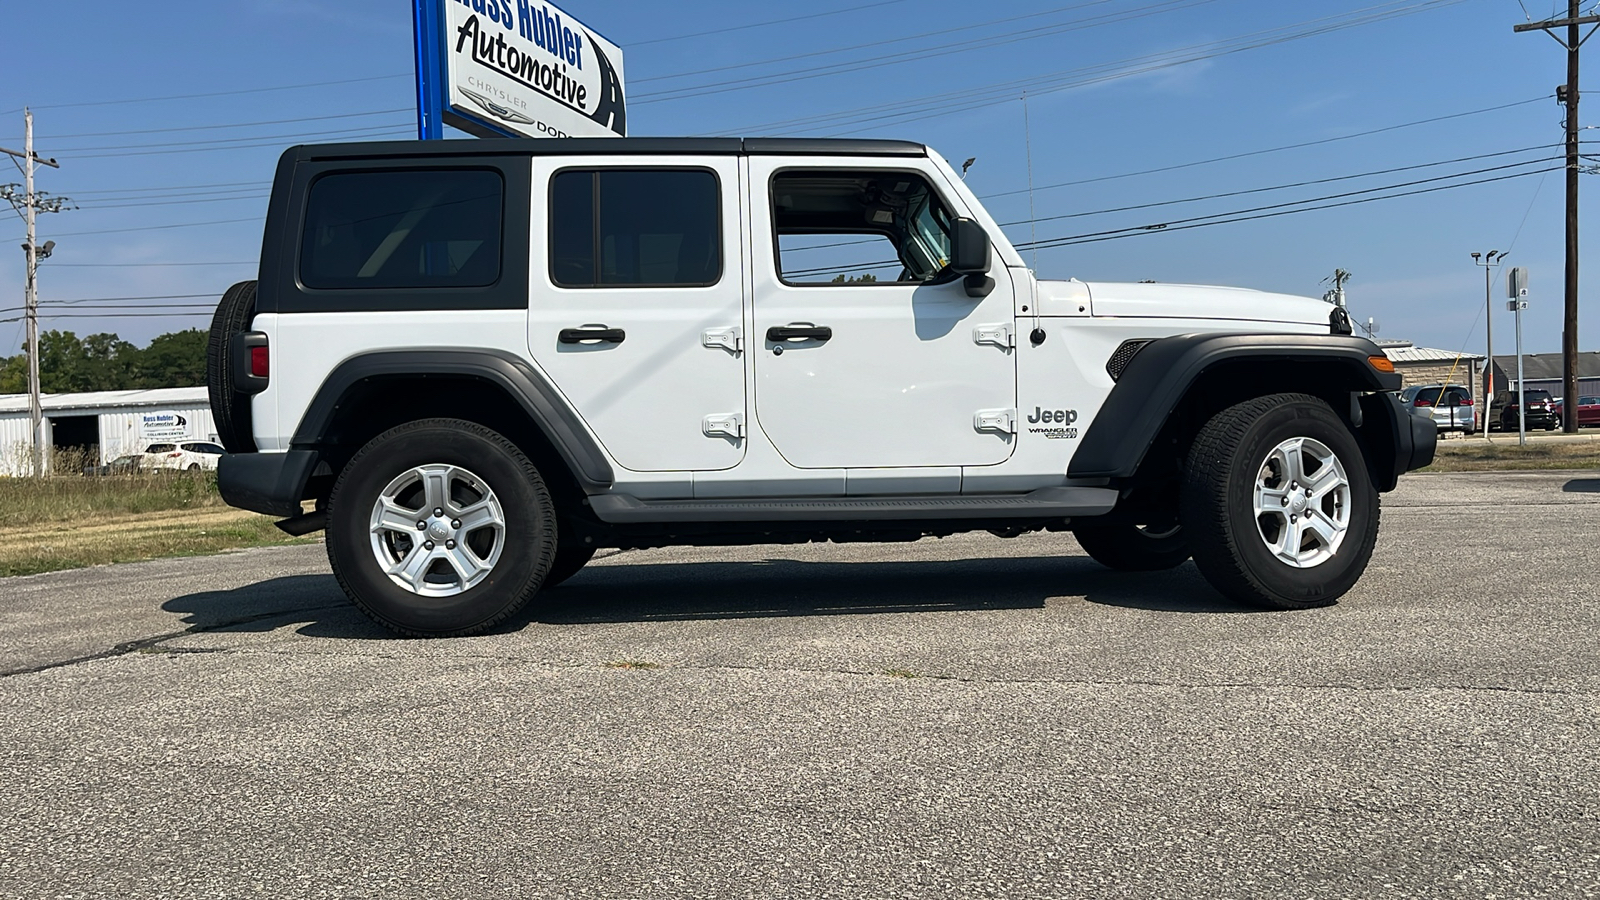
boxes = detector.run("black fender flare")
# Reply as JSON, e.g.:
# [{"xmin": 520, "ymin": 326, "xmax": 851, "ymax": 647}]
[
  {"xmin": 1067, "ymin": 333, "xmax": 1402, "ymax": 480},
  {"xmin": 290, "ymin": 348, "xmax": 614, "ymax": 492}
]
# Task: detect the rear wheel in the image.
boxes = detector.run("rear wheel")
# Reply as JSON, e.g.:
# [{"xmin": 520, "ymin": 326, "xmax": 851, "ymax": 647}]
[
  {"xmin": 1073, "ymin": 521, "xmax": 1190, "ymax": 571},
  {"xmin": 326, "ymin": 418, "xmax": 556, "ymax": 637},
  {"xmin": 1181, "ymin": 393, "xmax": 1379, "ymax": 610}
]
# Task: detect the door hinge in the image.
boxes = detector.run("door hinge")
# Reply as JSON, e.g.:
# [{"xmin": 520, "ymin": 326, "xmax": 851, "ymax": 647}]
[
  {"xmin": 973, "ymin": 408, "xmax": 1017, "ymax": 435},
  {"xmin": 701, "ymin": 326, "xmax": 744, "ymax": 353},
  {"xmin": 703, "ymin": 412, "xmax": 746, "ymax": 439},
  {"xmin": 973, "ymin": 323, "xmax": 1015, "ymax": 349}
]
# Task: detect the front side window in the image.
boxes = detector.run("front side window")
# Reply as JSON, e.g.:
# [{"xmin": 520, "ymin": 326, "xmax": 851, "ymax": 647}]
[
  {"xmin": 771, "ymin": 170, "xmax": 954, "ymax": 286},
  {"xmin": 301, "ymin": 169, "xmax": 503, "ymax": 290},
  {"xmin": 550, "ymin": 169, "xmax": 721, "ymax": 288}
]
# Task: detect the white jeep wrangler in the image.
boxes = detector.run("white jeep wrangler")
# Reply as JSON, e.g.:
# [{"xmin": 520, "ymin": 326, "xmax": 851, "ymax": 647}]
[{"xmin": 208, "ymin": 137, "xmax": 1434, "ymax": 637}]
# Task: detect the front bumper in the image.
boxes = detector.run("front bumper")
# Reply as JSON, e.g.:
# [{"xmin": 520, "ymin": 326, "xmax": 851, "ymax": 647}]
[
  {"xmin": 217, "ymin": 450, "xmax": 318, "ymax": 517},
  {"xmin": 1363, "ymin": 393, "xmax": 1436, "ymax": 490}
]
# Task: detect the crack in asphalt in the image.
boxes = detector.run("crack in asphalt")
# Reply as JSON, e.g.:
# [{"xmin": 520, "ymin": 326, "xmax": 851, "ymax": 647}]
[{"xmin": 0, "ymin": 604, "xmax": 348, "ymax": 678}]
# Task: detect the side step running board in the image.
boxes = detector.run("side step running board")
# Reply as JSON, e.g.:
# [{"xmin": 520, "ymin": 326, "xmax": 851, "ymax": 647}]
[{"xmin": 589, "ymin": 487, "xmax": 1118, "ymax": 524}]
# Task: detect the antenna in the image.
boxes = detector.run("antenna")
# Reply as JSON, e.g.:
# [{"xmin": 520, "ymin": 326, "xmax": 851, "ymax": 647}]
[{"xmin": 1022, "ymin": 92, "xmax": 1039, "ymax": 273}]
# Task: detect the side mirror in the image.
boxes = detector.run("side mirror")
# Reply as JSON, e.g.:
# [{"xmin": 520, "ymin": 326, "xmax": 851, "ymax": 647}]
[{"xmin": 949, "ymin": 217, "xmax": 993, "ymax": 298}]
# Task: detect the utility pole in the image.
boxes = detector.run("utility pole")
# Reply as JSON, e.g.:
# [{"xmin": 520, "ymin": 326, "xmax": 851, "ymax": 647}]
[
  {"xmin": 1, "ymin": 109, "xmax": 66, "ymax": 476},
  {"xmin": 1472, "ymin": 250, "xmax": 1505, "ymax": 440},
  {"xmin": 1516, "ymin": 3, "xmax": 1599, "ymax": 433}
]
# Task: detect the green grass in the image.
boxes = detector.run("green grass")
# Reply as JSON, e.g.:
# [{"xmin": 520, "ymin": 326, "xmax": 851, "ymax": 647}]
[
  {"xmin": 1418, "ymin": 439, "xmax": 1600, "ymax": 473},
  {"xmin": 0, "ymin": 469, "xmax": 229, "ymax": 527},
  {"xmin": 0, "ymin": 470, "xmax": 313, "ymax": 577}
]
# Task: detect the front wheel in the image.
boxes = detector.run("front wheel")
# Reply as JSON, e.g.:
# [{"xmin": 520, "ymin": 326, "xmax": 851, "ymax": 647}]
[
  {"xmin": 1180, "ymin": 394, "xmax": 1379, "ymax": 610},
  {"xmin": 1073, "ymin": 522, "xmax": 1190, "ymax": 571},
  {"xmin": 326, "ymin": 418, "xmax": 557, "ymax": 637}
]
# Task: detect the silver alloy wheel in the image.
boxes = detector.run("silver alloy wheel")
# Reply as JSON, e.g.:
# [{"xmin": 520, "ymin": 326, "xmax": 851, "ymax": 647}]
[
  {"xmin": 1252, "ymin": 436, "xmax": 1351, "ymax": 569},
  {"xmin": 369, "ymin": 464, "xmax": 506, "ymax": 597}
]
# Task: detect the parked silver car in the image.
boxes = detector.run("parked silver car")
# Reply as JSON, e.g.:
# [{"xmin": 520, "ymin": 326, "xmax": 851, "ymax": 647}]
[{"xmin": 1400, "ymin": 384, "xmax": 1477, "ymax": 434}]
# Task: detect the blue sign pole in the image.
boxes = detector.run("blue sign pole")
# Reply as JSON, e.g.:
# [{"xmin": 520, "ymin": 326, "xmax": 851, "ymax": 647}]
[{"xmin": 413, "ymin": 0, "xmax": 445, "ymax": 139}]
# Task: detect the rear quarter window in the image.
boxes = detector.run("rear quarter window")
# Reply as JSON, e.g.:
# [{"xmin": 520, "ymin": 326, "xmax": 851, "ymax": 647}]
[
  {"xmin": 300, "ymin": 169, "xmax": 504, "ymax": 290},
  {"xmin": 145, "ymin": 444, "xmax": 176, "ymax": 453}
]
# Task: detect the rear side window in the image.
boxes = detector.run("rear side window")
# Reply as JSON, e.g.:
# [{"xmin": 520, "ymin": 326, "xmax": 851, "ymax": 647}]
[
  {"xmin": 301, "ymin": 169, "xmax": 503, "ymax": 290},
  {"xmin": 549, "ymin": 169, "xmax": 721, "ymax": 288},
  {"xmin": 145, "ymin": 444, "xmax": 176, "ymax": 453}
]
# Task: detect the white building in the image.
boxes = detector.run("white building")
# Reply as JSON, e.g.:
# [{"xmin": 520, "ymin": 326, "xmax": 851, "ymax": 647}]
[{"xmin": 0, "ymin": 387, "xmax": 216, "ymax": 475}]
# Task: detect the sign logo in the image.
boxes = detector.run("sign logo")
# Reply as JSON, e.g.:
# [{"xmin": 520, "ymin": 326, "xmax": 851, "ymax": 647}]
[
  {"xmin": 427, "ymin": 0, "xmax": 626, "ymax": 139},
  {"xmin": 139, "ymin": 412, "xmax": 190, "ymax": 441}
]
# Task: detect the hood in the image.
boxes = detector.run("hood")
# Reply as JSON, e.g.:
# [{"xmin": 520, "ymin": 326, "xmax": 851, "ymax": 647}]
[{"xmin": 1080, "ymin": 282, "xmax": 1336, "ymax": 328}]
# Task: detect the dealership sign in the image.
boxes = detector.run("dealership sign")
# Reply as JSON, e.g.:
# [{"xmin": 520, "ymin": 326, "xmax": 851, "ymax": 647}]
[
  {"xmin": 414, "ymin": 0, "xmax": 626, "ymax": 140},
  {"xmin": 139, "ymin": 412, "xmax": 190, "ymax": 441}
]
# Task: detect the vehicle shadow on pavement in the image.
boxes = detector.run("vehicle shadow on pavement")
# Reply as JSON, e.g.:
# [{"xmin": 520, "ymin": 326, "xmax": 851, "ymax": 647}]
[
  {"xmin": 162, "ymin": 575, "xmax": 393, "ymax": 640},
  {"xmin": 159, "ymin": 557, "xmax": 1260, "ymax": 641},
  {"xmin": 531, "ymin": 555, "xmax": 1259, "ymax": 626},
  {"xmin": 1563, "ymin": 478, "xmax": 1600, "ymax": 493}
]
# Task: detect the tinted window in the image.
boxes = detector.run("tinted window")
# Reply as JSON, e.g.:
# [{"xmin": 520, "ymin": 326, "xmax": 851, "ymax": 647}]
[
  {"xmin": 301, "ymin": 169, "xmax": 503, "ymax": 290},
  {"xmin": 145, "ymin": 444, "xmax": 175, "ymax": 453},
  {"xmin": 550, "ymin": 170, "xmax": 720, "ymax": 287},
  {"xmin": 1523, "ymin": 390, "xmax": 1553, "ymax": 401}
]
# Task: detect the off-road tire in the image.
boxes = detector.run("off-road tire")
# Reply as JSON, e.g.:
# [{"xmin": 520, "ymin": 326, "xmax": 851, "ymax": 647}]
[
  {"xmin": 326, "ymin": 418, "xmax": 557, "ymax": 637},
  {"xmin": 1180, "ymin": 393, "xmax": 1379, "ymax": 610},
  {"xmin": 1073, "ymin": 523, "xmax": 1190, "ymax": 571},
  {"xmin": 206, "ymin": 280, "xmax": 258, "ymax": 453}
]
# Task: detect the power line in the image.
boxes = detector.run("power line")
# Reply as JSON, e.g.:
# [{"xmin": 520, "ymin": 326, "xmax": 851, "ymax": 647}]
[
  {"xmin": 82, "ymin": 193, "xmax": 271, "ymax": 211},
  {"xmin": 981, "ymin": 97, "xmax": 1553, "ymax": 198},
  {"xmin": 20, "ymin": 108, "xmax": 410, "ymax": 141},
  {"xmin": 637, "ymin": 0, "xmax": 1217, "ymax": 103},
  {"xmin": 71, "ymin": 180, "xmax": 269, "ymax": 198},
  {"xmin": 629, "ymin": 0, "xmax": 913, "ymax": 46},
  {"xmin": 0, "ymin": 311, "xmax": 212, "ymax": 324},
  {"xmin": 59, "ymin": 125, "xmax": 413, "ymax": 159},
  {"xmin": 1020, "ymin": 166, "xmax": 1562, "ymax": 251},
  {"xmin": 793, "ymin": 166, "xmax": 1562, "ymax": 277},
  {"xmin": 45, "ymin": 261, "xmax": 255, "ymax": 268},
  {"xmin": 9, "ymin": 74, "xmax": 410, "ymax": 113},
  {"xmin": 996, "ymin": 147, "xmax": 1563, "ymax": 226},
  {"xmin": 721, "ymin": 0, "xmax": 1468, "ymax": 135},
  {"xmin": 44, "ymin": 217, "xmax": 262, "ymax": 238},
  {"xmin": 633, "ymin": 0, "xmax": 1134, "ymax": 85}
]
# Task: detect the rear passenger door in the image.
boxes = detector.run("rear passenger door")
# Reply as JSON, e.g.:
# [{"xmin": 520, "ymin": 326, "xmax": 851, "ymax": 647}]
[{"xmin": 527, "ymin": 157, "xmax": 747, "ymax": 473}]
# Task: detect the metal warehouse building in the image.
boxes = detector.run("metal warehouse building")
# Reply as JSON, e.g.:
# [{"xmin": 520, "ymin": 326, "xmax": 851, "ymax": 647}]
[{"xmin": 0, "ymin": 387, "xmax": 215, "ymax": 476}]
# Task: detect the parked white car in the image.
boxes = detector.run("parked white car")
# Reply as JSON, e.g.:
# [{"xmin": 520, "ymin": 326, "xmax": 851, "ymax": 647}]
[{"xmin": 143, "ymin": 441, "xmax": 226, "ymax": 472}]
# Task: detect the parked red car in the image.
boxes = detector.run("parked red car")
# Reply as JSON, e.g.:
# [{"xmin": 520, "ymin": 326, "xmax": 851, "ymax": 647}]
[{"xmin": 1554, "ymin": 396, "xmax": 1600, "ymax": 429}]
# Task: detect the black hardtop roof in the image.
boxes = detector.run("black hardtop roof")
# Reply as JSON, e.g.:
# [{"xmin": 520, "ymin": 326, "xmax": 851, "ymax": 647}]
[{"xmin": 289, "ymin": 137, "xmax": 928, "ymax": 162}]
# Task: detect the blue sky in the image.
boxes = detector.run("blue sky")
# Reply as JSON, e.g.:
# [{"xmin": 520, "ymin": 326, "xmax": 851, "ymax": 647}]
[{"xmin": 0, "ymin": 0, "xmax": 1590, "ymax": 357}]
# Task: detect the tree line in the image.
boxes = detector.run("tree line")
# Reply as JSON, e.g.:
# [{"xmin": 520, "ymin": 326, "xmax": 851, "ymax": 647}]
[{"xmin": 0, "ymin": 329, "xmax": 208, "ymax": 394}]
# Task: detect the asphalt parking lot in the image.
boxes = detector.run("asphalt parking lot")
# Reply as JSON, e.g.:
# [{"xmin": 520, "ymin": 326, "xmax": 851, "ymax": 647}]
[{"xmin": 2, "ymin": 472, "xmax": 1597, "ymax": 899}]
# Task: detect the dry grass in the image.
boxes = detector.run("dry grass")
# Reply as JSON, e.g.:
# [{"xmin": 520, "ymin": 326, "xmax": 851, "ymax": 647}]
[
  {"xmin": 0, "ymin": 472, "xmax": 312, "ymax": 577},
  {"xmin": 1419, "ymin": 438, "xmax": 1600, "ymax": 473}
]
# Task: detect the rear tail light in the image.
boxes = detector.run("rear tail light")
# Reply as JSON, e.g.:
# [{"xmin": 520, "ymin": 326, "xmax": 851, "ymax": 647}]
[
  {"xmin": 167, "ymin": 452, "xmax": 182, "ymax": 458},
  {"xmin": 1414, "ymin": 399, "xmax": 1434, "ymax": 407},
  {"xmin": 249, "ymin": 346, "xmax": 269, "ymax": 378},
  {"xmin": 1461, "ymin": 398, "xmax": 1474, "ymax": 406}
]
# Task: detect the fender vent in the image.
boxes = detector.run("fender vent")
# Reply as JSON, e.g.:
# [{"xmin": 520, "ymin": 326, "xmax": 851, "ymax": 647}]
[{"xmin": 1106, "ymin": 339, "xmax": 1153, "ymax": 381}]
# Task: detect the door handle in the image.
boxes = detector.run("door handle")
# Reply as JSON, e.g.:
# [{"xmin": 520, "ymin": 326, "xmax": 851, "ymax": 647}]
[
  {"xmin": 559, "ymin": 325, "xmax": 627, "ymax": 345},
  {"xmin": 766, "ymin": 324, "xmax": 833, "ymax": 343}
]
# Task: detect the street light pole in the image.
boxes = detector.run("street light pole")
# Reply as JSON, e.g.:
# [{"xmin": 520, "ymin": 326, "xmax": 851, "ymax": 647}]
[{"xmin": 1472, "ymin": 251, "xmax": 1504, "ymax": 440}]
